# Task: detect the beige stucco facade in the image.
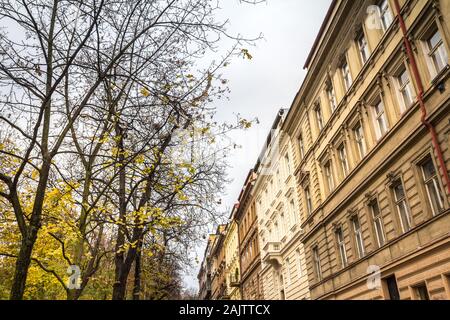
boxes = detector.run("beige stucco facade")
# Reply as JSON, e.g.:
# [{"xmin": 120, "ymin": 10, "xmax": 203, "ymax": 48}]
[
  {"xmin": 224, "ymin": 216, "xmax": 241, "ymax": 300},
  {"xmin": 283, "ymin": 0, "xmax": 450, "ymax": 300},
  {"xmin": 253, "ymin": 109, "xmax": 310, "ymax": 300},
  {"xmin": 199, "ymin": 0, "xmax": 450, "ymax": 300}
]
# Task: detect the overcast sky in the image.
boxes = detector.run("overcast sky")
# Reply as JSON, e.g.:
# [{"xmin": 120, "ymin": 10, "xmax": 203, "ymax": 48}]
[{"xmin": 183, "ymin": 0, "xmax": 332, "ymax": 292}]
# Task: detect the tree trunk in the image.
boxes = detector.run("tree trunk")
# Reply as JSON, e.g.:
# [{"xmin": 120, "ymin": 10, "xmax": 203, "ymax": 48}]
[
  {"xmin": 9, "ymin": 230, "xmax": 36, "ymax": 299},
  {"xmin": 132, "ymin": 242, "xmax": 142, "ymax": 300},
  {"xmin": 10, "ymin": 162, "xmax": 51, "ymax": 300}
]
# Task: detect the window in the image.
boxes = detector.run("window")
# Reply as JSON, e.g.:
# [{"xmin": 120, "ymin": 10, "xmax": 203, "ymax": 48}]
[
  {"xmin": 298, "ymin": 134, "xmax": 305, "ymax": 159},
  {"xmin": 420, "ymin": 158, "xmax": 444, "ymax": 215},
  {"xmin": 352, "ymin": 215, "xmax": 365, "ymax": 258},
  {"xmin": 285, "ymin": 258, "xmax": 291, "ymax": 285},
  {"xmin": 353, "ymin": 123, "xmax": 366, "ymax": 159},
  {"xmin": 370, "ymin": 200, "xmax": 386, "ymax": 247},
  {"xmin": 426, "ymin": 29, "xmax": 448, "ymax": 76},
  {"xmin": 279, "ymin": 274, "xmax": 285, "ymax": 300},
  {"xmin": 341, "ymin": 60, "xmax": 353, "ymax": 91},
  {"xmin": 305, "ymin": 187, "xmax": 313, "ymax": 215},
  {"xmin": 314, "ymin": 103, "xmax": 324, "ymax": 131},
  {"xmin": 338, "ymin": 144, "xmax": 349, "ymax": 177},
  {"xmin": 296, "ymin": 249, "xmax": 302, "ymax": 279},
  {"xmin": 414, "ymin": 283, "xmax": 430, "ymax": 300},
  {"xmin": 393, "ymin": 182, "xmax": 412, "ymax": 233},
  {"xmin": 312, "ymin": 246, "xmax": 322, "ymax": 281},
  {"xmin": 326, "ymin": 82, "xmax": 337, "ymax": 112},
  {"xmin": 335, "ymin": 227, "xmax": 348, "ymax": 267},
  {"xmin": 284, "ymin": 153, "xmax": 291, "ymax": 175},
  {"xmin": 379, "ymin": 0, "xmax": 393, "ymax": 32},
  {"xmin": 372, "ymin": 99, "xmax": 389, "ymax": 139},
  {"xmin": 276, "ymin": 169, "xmax": 281, "ymax": 190},
  {"xmin": 385, "ymin": 275, "xmax": 400, "ymax": 300},
  {"xmin": 396, "ymin": 66, "xmax": 414, "ymax": 112},
  {"xmin": 290, "ymin": 199, "xmax": 298, "ymax": 224},
  {"xmin": 324, "ymin": 161, "xmax": 335, "ymax": 192},
  {"xmin": 358, "ymin": 32, "xmax": 370, "ymax": 64}
]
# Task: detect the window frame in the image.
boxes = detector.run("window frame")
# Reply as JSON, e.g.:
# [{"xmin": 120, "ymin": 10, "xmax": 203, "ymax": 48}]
[
  {"xmin": 314, "ymin": 102, "xmax": 325, "ymax": 131},
  {"xmin": 425, "ymin": 28, "xmax": 448, "ymax": 76},
  {"xmin": 419, "ymin": 156, "xmax": 445, "ymax": 216},
  {"xmin": 353, "ymin": 122, "xmax": 367, "ymax": 160},
  {"xmin": 395, "ymin": 65, "xmax": 415, "ymax": 113},
  {"xmin": 392, "ymin": 181, "xmax": 412, "ymax": 233},
  {"xmin": 323, "ymin": 160, "xmax": 335, "ymax": 193},
  {"xmin": 312, "ymin": 246, "xmax": 322, "ymax": 281},
  {"xmin": 335, "ymin": 226, "xmax": 348, "ymax": 268},
  {"xmin": 351, "ymin": 215, "xmax": 366, "ymax": 259},
  {"xmin": 370, "ymin": 199, "xmax": 386, "ymax": 248},
  {"xmin": 341, "ymin": 59, "xmax": 353, "ymax": 92},
  {"xmin": 298, "ymin": 134, "xmax": 305, "ymax": 159},
  {"xmin": 326, "ymin": 81, "xmax": 338, "ymax": 112},
  {"xmin": 305, "ymin": 186, "xmax": 313, "ymax": 215},
  {"xmin": 372, "ymin": 98, "xmax": 389, "ymax": 139},
  {"xmin": 379, "ymin": 0, "xmax": 393, "ymax": 33},
  {"xmin": 357, "ymin": 31, "xmax": 370, "ymax": 65},
  {"xmin": 337, "ymin": 143, "xmax": 350, "ymax": 178}
]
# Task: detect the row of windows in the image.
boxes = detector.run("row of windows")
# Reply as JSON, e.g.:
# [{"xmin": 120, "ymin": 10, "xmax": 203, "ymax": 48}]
[
  {"xmin": 297, "ymin": 4, "xmax": 448, "ymax": 167},
  {"xmin": 266, "ymin": 249, "xmax": 304, "ymax": 300},
  {"xmin": 312, "ymin": 24, "xmax": 447, "ymax": 148},
  {"xmin": 263, "ymin": 197, "xmax": 299, "ymax": 244},
  {"xmin": 297, "ymin": 26, "xmax": 448, "ymax": 217},
  {"xmin": 241, "ymin": 233, "xmax": 259, "ymax": 272},
  {"xmin": 257, "ymin": 152, "xmax": 292, "ymax": 214},
  {"xmin": 239, "ymin": 202, "xmax": 256, "ymax": 241},
  {"xmin": 312, "ymin": 155, "xmax": 446, "ymax": 281}
]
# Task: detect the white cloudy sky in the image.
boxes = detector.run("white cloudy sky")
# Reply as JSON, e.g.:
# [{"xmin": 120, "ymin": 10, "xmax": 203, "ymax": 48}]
[{"xmin": 183, "ymin": 0, "xmax": 332, "ymax": 291}]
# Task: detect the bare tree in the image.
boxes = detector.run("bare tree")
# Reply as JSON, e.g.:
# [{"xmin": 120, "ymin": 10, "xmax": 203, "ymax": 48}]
[{"xmin": 0, "ymin": 0, "xmax": 259, "ymax": 300}]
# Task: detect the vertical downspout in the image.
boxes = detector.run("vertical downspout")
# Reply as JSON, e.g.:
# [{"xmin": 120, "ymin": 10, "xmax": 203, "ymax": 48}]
[{"xmin": 393, "ymin": 0, "xmax": 450, "ymax": 195}]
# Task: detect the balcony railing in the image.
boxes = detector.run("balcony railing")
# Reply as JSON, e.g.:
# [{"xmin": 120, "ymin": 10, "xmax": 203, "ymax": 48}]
[
  {"xmin": 263, "ymin": 241, "xmax": 281, "ymax": 253},
  {"xmin": 262, "ymin": 241, "xmax": 282, "ymax": 268},
  {"xmin": 229, "ymin": 274, "xmax": 240, "ymax": 287}
]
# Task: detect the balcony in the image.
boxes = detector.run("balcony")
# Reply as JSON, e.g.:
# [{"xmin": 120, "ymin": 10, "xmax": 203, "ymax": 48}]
[
  {"xmin": 262, "ymin": 241, "xmax": 282, "ymax": 268},
  {"xmin": 229, "ymin": 274, "xmax": 240, "ymax": 287}
]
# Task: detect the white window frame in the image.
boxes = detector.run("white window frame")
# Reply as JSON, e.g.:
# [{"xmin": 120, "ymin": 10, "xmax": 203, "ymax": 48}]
[
  {"xmin": 338, "ymin": 144, "xmax": 349, "ymax": 177},
  {"xmin": 315, "ymin": 103, "xmax": 324, "ymax": 131},
  {"xmin": 324, "ymin": 160, "xmax": 335, "ymax": 192},
  {"xmin": 420, "ymin": 158, "xmax": 444, "ymax": 216},
  {"xmin": 326, "ymin": 83, "xmax": 337, "ymax": 112},
  {"xmin": 358, "ymin": 32, "xmax": 370, "ymax": 64},
  {"xmin": 424, "ymin": 29, "xmax": 448, "ymax": 77},
  {"xmin": 298, "ymin": 134, "xmax": 305, "ymax": 159},
  {"xmin": 336, "ymin": 227, "xmax": 348, "ymax": 267},
  {"xmin": 370, "ymin": 200, "xmax": 386, "ymax": 247},
  {"xmin": 393, "ymin": 182, "xmax": 412, "ymax": 233},
  {"xmin": 352, "ymin": 216, "xmax": 365, "ymax": 259},
  {"xmin": 353, "ymin": 123, "xmax": 367, "ymax": 159},
  {"xmin": 341, "ymin": 60, "xmax": 353, "ymax": 91},
  {"xmin": 395, "ymin": 66, "xmax": 415, "ymax": 113},
  {"xmin": 379, "ymin": 0, "xmax": 393, "ymax": 32},
  {"xmin": 372, "ymin": 99, "xmax": 389, "ymax": 139},
  {"xmin": 305, "ymin": 187, "xmax": 313, "ymax": 215},
  {"xmin": 312, "ymin": 246, "xmax": 322, "ymax": 281}
]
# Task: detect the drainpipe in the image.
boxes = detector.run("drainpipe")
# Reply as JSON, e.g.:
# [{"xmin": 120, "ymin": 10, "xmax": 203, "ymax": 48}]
[{"xmin": 393, "ymin": 0, "xmax": 450, "ymax": 195}]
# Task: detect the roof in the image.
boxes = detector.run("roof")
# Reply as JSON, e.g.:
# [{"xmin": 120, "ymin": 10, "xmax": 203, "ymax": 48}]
[{"xmin": 303, "ymin": 0, "xmax": 338, "ymax": 69}]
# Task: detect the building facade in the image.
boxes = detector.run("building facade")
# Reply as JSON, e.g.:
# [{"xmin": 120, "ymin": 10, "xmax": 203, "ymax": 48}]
[
  {"xmin": 224, "ymin": 208, "xmax": 241, "ymax": 300},
  {"xmin": 236, "ymin": 170, "xmax": 263, "ymax": 300},
  {"xmin": 199, "ymin": 0, "xmax": 450, "ymax": 300},
  {"xmin": 210, "ymin": 224, "xmax": 227, "ymax": 300},
  {"xmin": 254, "ymin": 109, "xmax": 311, "ymax": 300},
  {"xmin": 283, "ymin": 0, "xmax": 450, "ymax": 300},
  {"xmin": 198, "ymin": 234, "xmax": 215, "ymax": 300}
]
